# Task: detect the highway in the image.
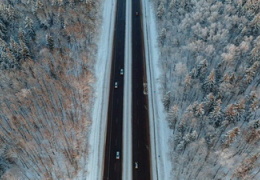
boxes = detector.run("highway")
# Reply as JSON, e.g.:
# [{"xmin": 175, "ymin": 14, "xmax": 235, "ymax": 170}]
[
  {"xmin": 131, "ymin": 0, "xmax": 151, "ymax": 179},
  {"xmin": 103, "ymin": 0, "xmax": 126, "ymax": 179},
  {"xmin": 103, "ymin": 0, "xmax": 151, "ymax": 179}
]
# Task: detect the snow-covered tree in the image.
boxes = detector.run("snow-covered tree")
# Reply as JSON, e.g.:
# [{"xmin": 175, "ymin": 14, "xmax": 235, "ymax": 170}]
[
  {"xmin": 157, "ymin": 2, "xmax": 165, "ymax": 19},
  {"xmin": 167, "ymin": 105, "xmax": 179, "ymax": 129},
  {"xmin": 46, "ymin": 34, "xmax": 54, "ymax": 51},
  {"xmin": 202, "ymin": 69, "xmax": 216, "ymax": 94},
  {"xmin": 162, "ymin": 91, "xmax": 171, "ymax": 111}
]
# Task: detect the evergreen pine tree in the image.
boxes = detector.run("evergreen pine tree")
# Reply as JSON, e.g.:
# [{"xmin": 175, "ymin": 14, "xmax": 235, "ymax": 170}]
[
  {"xmin": 20, "ymin": 42, "xmax": 30, "ymax": 60},
  {"xmin": 47, "ymin": 34, "xmax": 54, "ymax": 51},
  {"xmin": 25, "ymin": 17, "xmax": 36, "ymax": 40},
  {"xmin": 162, "ymin": 91, "xmax": 171, "ymax": 111},
  {"xmin": 0, "ymin": 19, "xmax": 6, "ymax": 39},
  {"xmin": 202, "ymin": 69, "xmax": 216, "ymax": 93}
]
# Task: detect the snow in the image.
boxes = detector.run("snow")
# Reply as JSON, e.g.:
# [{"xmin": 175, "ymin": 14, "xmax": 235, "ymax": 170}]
[
  {"xmin": 122, "ymin": 0, "xmax": 133, "ymax": 179},
  {"xmin": 141, "ymin": 0, "xmax": 172, "ymax": 179},
  {"xmin": 86, "ymin": 0, "xmax": 117, "ymax": 179}
]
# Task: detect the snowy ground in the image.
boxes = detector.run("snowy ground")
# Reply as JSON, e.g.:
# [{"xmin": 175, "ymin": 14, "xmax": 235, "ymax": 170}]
[
  {"xmin": 86, "ymin": 0, "xmax": 117, "ymax": 179},
  {"xmin": 141, "ymin": 0, "xmax": 172, "ymax": 179}
]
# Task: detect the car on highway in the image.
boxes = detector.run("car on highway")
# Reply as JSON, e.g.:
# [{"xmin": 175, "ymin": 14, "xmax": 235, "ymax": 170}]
[
  {"xmin": 135, "ymin": 11, "xmax": 139, "ymax": 16},
  {"xmin": 115, "ymin": 82, "xmax": 118, "ymax": 88},
  {"xmin": 116, "ymin": 151, "xmax": 120, "ymax": 159},
  {"xmin": 120, "ymin": 69, "xmax": 124, "ymax": 75},
  {"xmin": 135, "ymin": 162, "xmax": 138, "ymax": 169}
]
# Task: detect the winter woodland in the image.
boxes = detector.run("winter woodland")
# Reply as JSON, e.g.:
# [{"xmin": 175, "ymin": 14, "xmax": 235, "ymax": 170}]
[
  {"xmin": 0, "ymin": 0, "xmax": 102, "ymax": 179},
  {"xmin": 153, "ymin": 0, "xmax": 260, "ymax": 179}
]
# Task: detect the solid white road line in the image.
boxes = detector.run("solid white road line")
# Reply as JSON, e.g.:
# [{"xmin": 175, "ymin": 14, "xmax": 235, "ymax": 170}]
[{"xmin": 122, "ymin": 0, "xmax": 132, "ymax": 179}]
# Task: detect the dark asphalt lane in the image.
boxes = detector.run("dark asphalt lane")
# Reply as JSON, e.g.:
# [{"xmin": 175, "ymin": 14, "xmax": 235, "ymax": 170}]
[
  {"xmin": 132, "ymin": 0, "xmax": 151, "ymax": 180},
  {"xmin": 103, "ymin": 0, "xmax": 126, "ymax": 180}
]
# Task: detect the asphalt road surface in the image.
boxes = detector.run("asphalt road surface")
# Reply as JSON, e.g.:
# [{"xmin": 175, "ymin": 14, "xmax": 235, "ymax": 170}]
[
  {"xmin": 103, "ymin": 0, "xmax": 151, "ymax": 179},
  {"xmin": 103, "ymin": 0, "xmax": 126, "ymax": 179},
  {"xmin": 132, "ymin": 0, "xmax": 151, "ymax": 179}
]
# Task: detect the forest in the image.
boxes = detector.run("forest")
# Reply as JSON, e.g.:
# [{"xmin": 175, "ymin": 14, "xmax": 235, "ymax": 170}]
[
  {"xmin": 0, "ymin": 0, "xmax": 101, "ymax": 179},
  {"xmin": 153, "ymin": 0, "xmax": 260, "ymax": 179}
]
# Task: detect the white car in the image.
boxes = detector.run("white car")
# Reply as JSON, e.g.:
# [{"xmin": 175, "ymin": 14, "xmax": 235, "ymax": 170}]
[
  {"xmin": 116, "ymin": 151, "xmax": 120, "ymax": 159},
  {"xmin": 120, "ymin": 69, "xmax": 124, "ymax": 75},
  {"xmin": 135, "ymin": 162, "xmax": 138, "ymax": 169},
  {"xmin": 115, "ymin": 82, "xmax": 118, "ymax": 88}
]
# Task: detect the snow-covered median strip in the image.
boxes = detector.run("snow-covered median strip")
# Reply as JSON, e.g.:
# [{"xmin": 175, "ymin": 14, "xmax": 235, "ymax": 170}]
[
  {"xmin": 86, "ymin": 0, "xmax": 117, "ymax": 179},
  {"xmin": 122, "ymin": 0, "xmax": 132, "ymax": 179},
  {"xmin": 141, "ymin": 0, "xmax": 172, "ymax": 180}
]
